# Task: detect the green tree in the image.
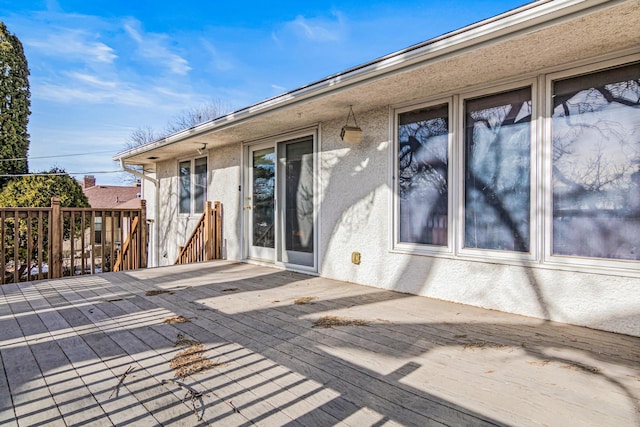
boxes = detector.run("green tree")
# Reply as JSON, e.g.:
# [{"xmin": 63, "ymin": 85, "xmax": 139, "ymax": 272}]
[
  {"xmin": 0, "ymin": 168, "xmax": 89, "ymax": 207},
  {"xmin": 0, "ymin": 169, "xmax": 89, "ymax": 278},
  {"xmin": 0, "ymin": 22, "xmax": 30, "ymax": 188}
]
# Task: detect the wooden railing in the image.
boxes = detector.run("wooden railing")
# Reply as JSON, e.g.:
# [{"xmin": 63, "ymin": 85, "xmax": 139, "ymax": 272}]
[
  {"xmin": 175, "ymin": 201, "xmax": 222, "ymax": 265},
  {"xmin": 1, "ymin": 207, "xmax": 49, "ymax": 284},
  {"xmin": 113, "ymin": 216, "xmax": 145, "ymax": 272},
  {"xmin": 1, "ymin": 197, "xmax": 147, "ymax": 284}
]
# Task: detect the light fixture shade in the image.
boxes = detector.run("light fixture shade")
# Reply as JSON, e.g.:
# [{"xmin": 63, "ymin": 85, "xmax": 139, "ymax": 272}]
[{"xmin": 340, "ymin": 126, "xmax": 362, "ymax": 143}]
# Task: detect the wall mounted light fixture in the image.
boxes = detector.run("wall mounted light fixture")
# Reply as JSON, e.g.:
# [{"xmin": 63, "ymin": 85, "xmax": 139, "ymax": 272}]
[
  {"xmin": 340, "ymin": 105, "xmax": 362, "ymax": 143},
  {"xmin": 197, "ymin": 143, "xmax": 207, "ymax": 155}
]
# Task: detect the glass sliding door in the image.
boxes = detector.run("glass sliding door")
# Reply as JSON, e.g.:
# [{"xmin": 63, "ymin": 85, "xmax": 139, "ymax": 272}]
[
  {"xmin": 245, "ymin": 135, "xmax": 316, "ymax": 269},
  {"xmin": 279, "ymin": 137, "xmax": 314, "ymax": 267}
]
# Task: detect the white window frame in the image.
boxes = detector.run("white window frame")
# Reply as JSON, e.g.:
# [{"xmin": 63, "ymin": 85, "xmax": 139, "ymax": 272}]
[
  {"xmin": 543, "ymin": 55, "xmax": 640, "ymax": 274},
  {"xmin": 392, "ymin": 97, "xmax": 454, "ymax": 256},
  {"xmin": 391, "ymin": 80, "xmax": 538, "ymax": 263},
  {"xmin": 391, "ymin": 54, "xmax": 640, "ymax": 277},
  {"xmin": 456, "ymin": 79, "xmax": 539, "ymax": 263},
  {"xmin": 177, "ymin": 155, "xmax": 208, "ymax": 217}
]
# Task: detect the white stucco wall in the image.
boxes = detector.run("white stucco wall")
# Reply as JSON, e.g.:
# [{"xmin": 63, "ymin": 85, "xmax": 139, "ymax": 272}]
[
  {"xmin": 155, "ymin": 158, "xmax": 184, "ymax": 265},
  {"xmin": 208, "ymin": 143, "xmax": 243, "ymax": 261},
  {"xmin": 153, "ymin": 144, "xmax": 243, "ymax": 266},
  {"xmin": 317, "ymin": 106, "xmax": 640, "ymax": 337},
  {"xmin": 140, "ymin": 171, "xmax": 158, "ymax": 267}
]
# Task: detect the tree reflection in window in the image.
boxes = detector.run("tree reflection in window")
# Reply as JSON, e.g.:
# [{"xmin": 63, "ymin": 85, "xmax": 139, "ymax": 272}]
[
  {"xmin": 252, "ymin": 149, "xmax": 275, "ymax": 248},
  {"xmin": 398, "ymin": 104, "xmax": 449, "ymax": 245},
  {"xmin": 552, "ymin": 63, "xmax": 640, "ymax": 260},
  {"xmin": 285, "ymin": 139, "xmax": 314, "ymax": 253},
  {"xmin": 194, "ymin": 157, "xmax": 207, "ymax": 213},
  {"xmin": 464, "ymin": 87, "xmax": 531, "ymax": 252},
  {"xmin": 179, "ymin": 160, "xmax": 191, "ymax": 214}
]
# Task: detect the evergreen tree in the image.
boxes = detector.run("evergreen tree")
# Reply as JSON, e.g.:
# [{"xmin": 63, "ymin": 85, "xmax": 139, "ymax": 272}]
[{"xmin": 0, "ymin": 22, "xmax": 30, "ymax": 189}]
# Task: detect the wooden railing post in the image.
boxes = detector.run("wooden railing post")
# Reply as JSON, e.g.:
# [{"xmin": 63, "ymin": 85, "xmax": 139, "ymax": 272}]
[
  {"xmin": 12, "ymin": 210, "xmax": 19, "ymax": 283},
  {"xmin": 50, "ymin": 197, "xmax": 62, "ymax": 279},
  {"xmin": 140, "ymin": 200, "xmax": 147, "ymax": 268},
  {"xmin": 214, "ymin": 201, "xmax": 222, "ymax": 260},
  {"xmin": 204, "ymin": 201, "xmax": 212, "ymax": 261},
  {"xmin": 1, "ymin": 210, "xmax": 5, "ymax": 284}
]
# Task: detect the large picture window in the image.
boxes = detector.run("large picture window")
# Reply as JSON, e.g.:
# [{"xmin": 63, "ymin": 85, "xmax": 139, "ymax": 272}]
[
  {"xmin": 464, "ymin": 87, "xmax": 532, "ymax": 252},
  {"xmin": 394, "ymin": 59, "xmax": 638, "ymax": 272},
  {"xmin": 179, "ymin": 156, "xmax": 207, "ymax": 215},
  {"xmin": 551, "ymin": 63, "xmax": 640, "ymax": 261},
  {"xmin": 397, "ymin": 103, "xmax": 449, "ymax": 246}
]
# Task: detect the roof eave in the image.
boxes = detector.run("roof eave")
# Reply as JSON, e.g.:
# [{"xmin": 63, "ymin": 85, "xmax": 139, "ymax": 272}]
[{"xmin": 113, "ymin": 0, "xmax": 619, "ymax": 163}]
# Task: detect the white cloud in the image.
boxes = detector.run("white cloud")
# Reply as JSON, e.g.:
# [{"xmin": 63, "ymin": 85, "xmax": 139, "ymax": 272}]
[
  {"xmin": 67, "ymin": 72, "xmax": 118, "ymax": 88},
  {"xmin": 25, "ymin": 29, "xmax": 117, "ymax": 64},
  {"xmin": 200, "ymin": 39, "xmax": 234, "ymax": 71},
  {"xmin": 123, "ymin": 19, "xmax": 191, "ymax": 75},
  {"xmin": 285, "ymin": 10, "xmax": 346, "ymax": 42},
  {"xmin": 35, "ymin": 80, "xmax": 154, "ymax": 107},
  {"xmin": 34, "ymin": 74, "xmax": 206, "ymax": 111}
]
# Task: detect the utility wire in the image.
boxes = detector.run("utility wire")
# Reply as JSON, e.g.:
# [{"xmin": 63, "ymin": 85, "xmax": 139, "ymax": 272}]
[
  {"xmin": 0, "ymin": 170, "xmax": 126, "ymax": 177},
  {"xmin": 0, "ymin": 150, "xmax": 116, "ymax": 162}
]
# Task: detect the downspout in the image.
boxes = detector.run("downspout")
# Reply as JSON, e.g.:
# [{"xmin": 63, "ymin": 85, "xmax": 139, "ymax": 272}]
[{"xmin": 120, "ymin": 159, "xmax": 160, "ymax": 267}]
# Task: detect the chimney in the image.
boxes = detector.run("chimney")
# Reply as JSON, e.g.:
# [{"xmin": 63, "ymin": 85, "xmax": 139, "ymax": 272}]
[{"xmin": 83, "ymin": 175, "xmax": 96, "ymax": 189}]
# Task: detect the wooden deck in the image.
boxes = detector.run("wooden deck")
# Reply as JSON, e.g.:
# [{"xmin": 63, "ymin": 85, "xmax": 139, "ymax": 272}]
[{"xmin": 0, "ymin": 261, "xmax": 638, "ymax": 426}]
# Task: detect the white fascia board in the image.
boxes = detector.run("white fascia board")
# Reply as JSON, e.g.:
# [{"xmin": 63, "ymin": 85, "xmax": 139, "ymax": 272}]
[{"xmin": 113, "ymin": 0, "xmax": 619, "ymax": 162}]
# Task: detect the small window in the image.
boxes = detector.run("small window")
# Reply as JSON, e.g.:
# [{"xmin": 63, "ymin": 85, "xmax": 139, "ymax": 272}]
[
  {"xmin": 194, "ymin": 157, "xmax": 207, "ymax": 213},
  {"xmin": 179, "ymin": 157, "xmax": 207, "ymax": 215},
  {"xmin": 179, "ymin": 160, "xmax": 191, "ymax": 214},
  {"xmin": 464, "ymin": 87, "xmax": 532, "ymax": 252},
  {"xmin": 551, "ymin": 63, "xmax": 640, "ymax": 261},
  {"xmin": 94, "ymin": 216, "xmax": 103, "ymax": 244},
  {"xmin": 397, "ymin": 103, "xmax": 449, "ymax": 246}
]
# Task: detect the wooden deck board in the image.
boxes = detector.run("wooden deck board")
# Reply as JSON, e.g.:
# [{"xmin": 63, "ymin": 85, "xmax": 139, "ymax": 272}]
[
  {"xmin": 13, "ymin": 302, "xmax": 110, "ymax": 426},
  {"xmin": 18, "ymin": 281, "xmax": 163, "ymax": 426},
  {"xmin": 55, "ymin": 271, "xmax": 268, "ymax": 426},
  {"xmin": 1, "ymin": 260, "xmax": 639, "ymax": 426},
  {"xmin": 99, "ymin": 272, "xmax": 443, "ymax": 426},
  {"xmin": 172, "ymin": 275, "xmax": 621, "ymax": 426},
  {"xmin": 101, "ymin": 280, "xmax": 314, "ymax": 426},
  {"xmin": 112, "ymin": 263, "xmax": 640, "ymax": 426},
  {"xmin": 0, "ymin": 353, "xmax": 17, "ymax": 427},
  {"xmin": 0, "ymin": 284, "xmax": 19, "ymax": 427},
  {"xmin": 45, "ymin": 279, "xmax": 246, "ymax": 427},
  {"xmin": 108, "ymin": 271, "xmax": 506, "ymax": 426},
  {"xmin": 229, "ymin": 291, "xmax": 635, "ymax": 425}
]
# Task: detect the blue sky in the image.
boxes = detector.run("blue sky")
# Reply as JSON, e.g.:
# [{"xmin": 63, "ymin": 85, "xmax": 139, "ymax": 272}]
[{"xmin": 1, "ymin": 0, "xmax": 528, "ymax": 185}]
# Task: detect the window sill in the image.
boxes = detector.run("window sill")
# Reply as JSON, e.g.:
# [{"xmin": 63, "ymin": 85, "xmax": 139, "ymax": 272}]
[{"xmin": 390, "ymin": 245, "xmax": 640, "ymax": 278}]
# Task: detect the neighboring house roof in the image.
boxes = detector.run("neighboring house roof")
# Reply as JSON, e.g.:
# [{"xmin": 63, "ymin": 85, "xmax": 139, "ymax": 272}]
[
  {"xmin": 83, "ymin": 183, "xmax": 142, "ymax": 209},
  {"xmin": 116, "ymin": 197, "xmax": 144, "ymax": 209},
  {"xmin": 114, "ymin": 0, "xmax": 640, "ymax": 166}
]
